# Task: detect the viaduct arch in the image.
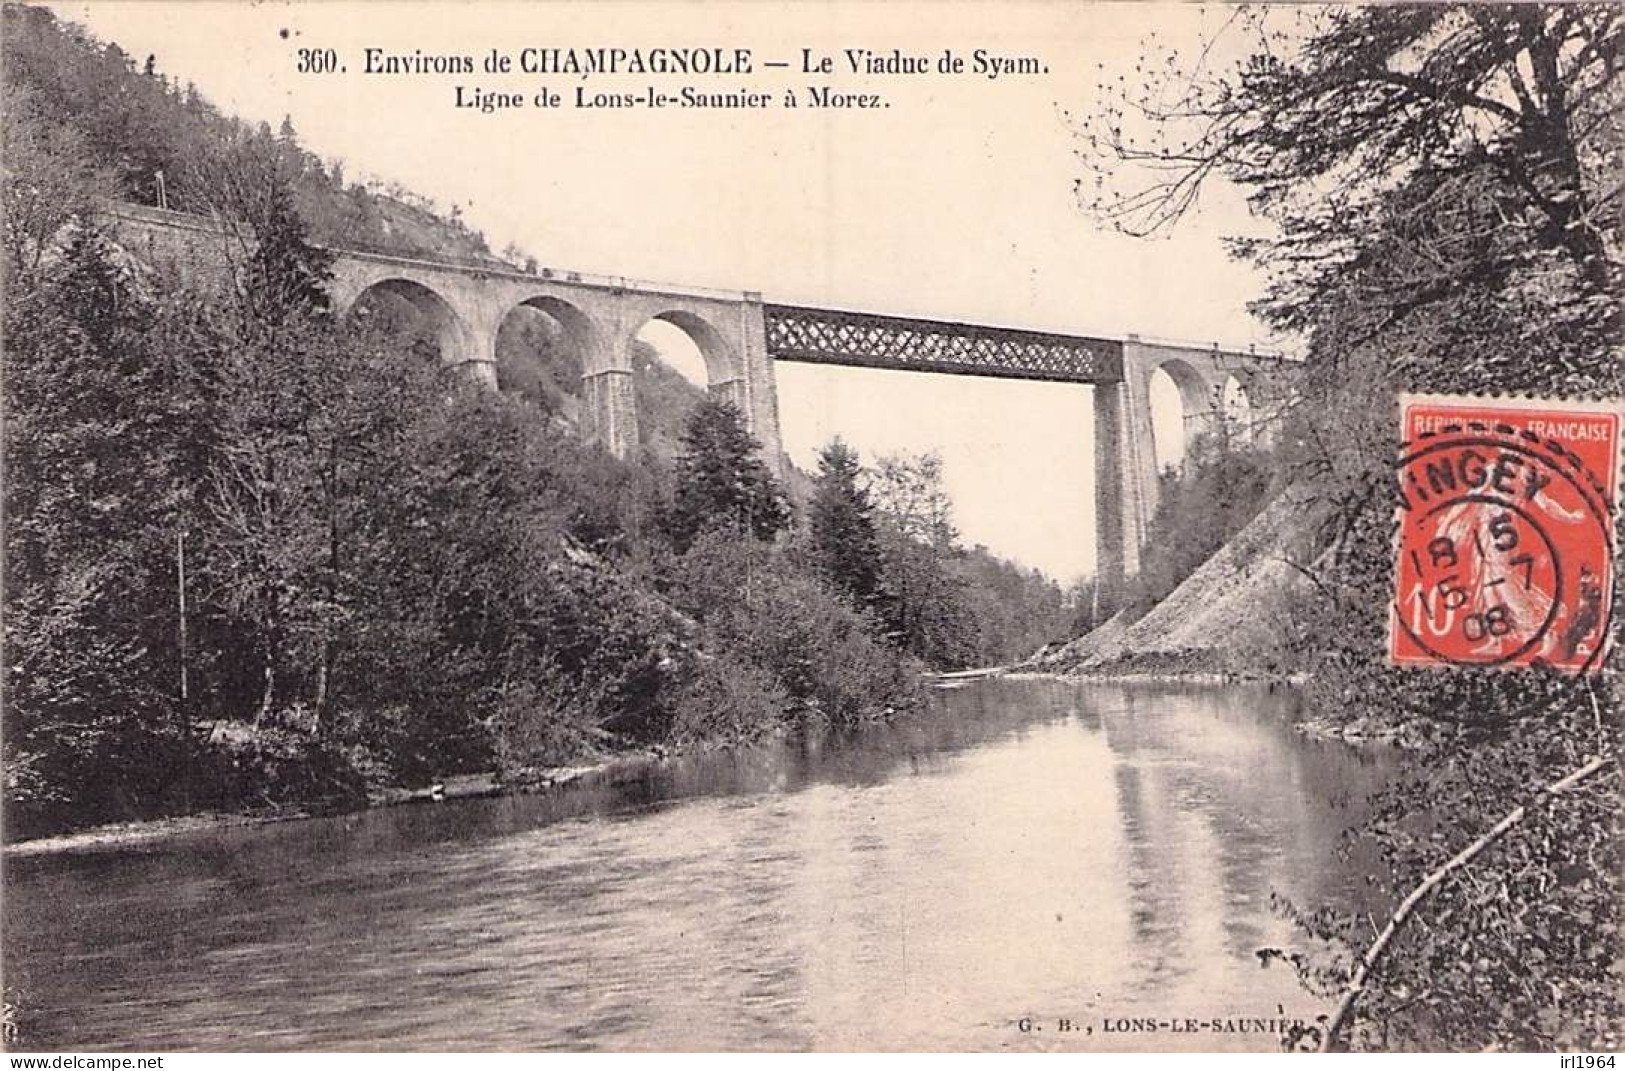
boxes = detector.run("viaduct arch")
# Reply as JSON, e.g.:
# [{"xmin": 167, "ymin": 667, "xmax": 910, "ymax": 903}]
[
  {"xmin": 105, "ymin": 202, "xmax": 1296, "ymax": 602},
  {"xmin": 326, "ymin": 250, "xmax": 779, "ymax": 460},
  {"xmin": 1107, "ymin": 336, "xmax": 1293, "ymax": 585}
]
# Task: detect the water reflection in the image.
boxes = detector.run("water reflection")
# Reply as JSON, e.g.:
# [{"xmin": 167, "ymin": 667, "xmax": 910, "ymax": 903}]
[{"xmin": 4, "ymin": 678, "xmax": 1393, "ymax": 1051}]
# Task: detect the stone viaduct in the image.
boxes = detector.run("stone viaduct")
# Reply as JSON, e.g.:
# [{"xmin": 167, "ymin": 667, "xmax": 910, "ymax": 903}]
[{"xmin": 104, "ymin": 202, "xmax": 1297, "ymax": 601}]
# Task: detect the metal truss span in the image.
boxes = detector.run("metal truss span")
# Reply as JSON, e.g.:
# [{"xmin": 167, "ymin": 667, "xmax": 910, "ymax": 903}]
[{"xmin": 763, "ymin": 304, "xmax": 1125, "ymax": 385}]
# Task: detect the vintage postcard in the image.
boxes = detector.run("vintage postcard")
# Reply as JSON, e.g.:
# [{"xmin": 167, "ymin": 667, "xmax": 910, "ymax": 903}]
[{"xmin": 2, "ymin": 0, "xmax": 1620, "ymax": 1058}]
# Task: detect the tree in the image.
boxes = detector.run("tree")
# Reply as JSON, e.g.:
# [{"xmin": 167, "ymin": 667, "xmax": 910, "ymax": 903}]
[
  {"xmin": 1127, "ymin": 427, "xmax": 1273, "ymax": 618},
  {"xmin": 874, "ymin": 527, "xmax": 976, "ymax": 669},
  {"xmin": 807, "ymin": 438, "xmax": 885, "ymax": 613},
  {"xmin": 663, "ymin": 398, "xmax": 788, "ymax": 552},
  {"xmin": 1078, "ymin": 6, "xmax": 1620, "ymax": 332},
  {"xmin": 869, "ymin": 450, "xmax": 958, "ymax": 552},
  {"xmin": 188, "ymin": 131, "xmax": 335, "ymax": 323},
  {"xmin": 2, "ymin": 224, "xmax": 199, "ymax": 830},
  {"xmin": 192, "ymin": 156, "xmax": 342, "ymax": 727},
  {"xmin": 863, "ymin": 449, "xmax": 975, "ymax": 666},
  {"xmin": 1, "ymin": 87, "xmax": 114, "ymax": 279},
  {"xmin": 664, "ymin": 528, "xmax": 919, "ymax": 730}
]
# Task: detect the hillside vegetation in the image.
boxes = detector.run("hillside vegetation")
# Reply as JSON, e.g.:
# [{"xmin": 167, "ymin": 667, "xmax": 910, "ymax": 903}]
[
  {"xmin": 2, "ymin": 3, "xmax": 500, "ymax": 265},
  {"xmin": 1070, "ymin": 6, "xmax": 1622, "ymax": 1050},
  {"xmin": 1, "ymin": 3, "xmax": 1077, "ymax": 839}
]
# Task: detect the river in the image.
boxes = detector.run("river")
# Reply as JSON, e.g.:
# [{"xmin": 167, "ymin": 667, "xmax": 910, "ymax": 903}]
[{"xmin": 3, "ymin": 677, "xmax": 1396, "ymax": 1051}]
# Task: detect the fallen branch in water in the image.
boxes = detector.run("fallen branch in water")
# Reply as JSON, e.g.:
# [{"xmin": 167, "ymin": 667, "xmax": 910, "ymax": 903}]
[{"xmin": 1320, "ymin": 752, "xmax": 1613, "ymax": 1052}]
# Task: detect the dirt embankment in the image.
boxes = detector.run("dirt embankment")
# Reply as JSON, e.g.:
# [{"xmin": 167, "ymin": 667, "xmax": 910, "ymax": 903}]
[{"xmin": 1032, "ymin": 483, "xmax": 1333, "ymax": 677}]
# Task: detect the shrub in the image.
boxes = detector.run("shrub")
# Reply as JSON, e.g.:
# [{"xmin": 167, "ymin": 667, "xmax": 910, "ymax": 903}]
[
  {"xmin": 665, "ymin": 653, "xmax": 791, "ymax": 747},
  {"xmin": 668, "ymin": 529, "xmax": 921, "ymax": 729}
]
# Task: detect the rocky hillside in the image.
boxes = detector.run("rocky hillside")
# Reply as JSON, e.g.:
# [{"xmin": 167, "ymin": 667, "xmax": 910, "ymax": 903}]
[{"xmin": 1030, "ymin": 483, "xmax": 1333, "ymax": 676}]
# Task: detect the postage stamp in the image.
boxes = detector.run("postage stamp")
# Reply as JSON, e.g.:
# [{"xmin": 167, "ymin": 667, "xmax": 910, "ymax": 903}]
[{"xmin": 1390, "ymin": 394, "xmax": 1622, "ymax": 673}]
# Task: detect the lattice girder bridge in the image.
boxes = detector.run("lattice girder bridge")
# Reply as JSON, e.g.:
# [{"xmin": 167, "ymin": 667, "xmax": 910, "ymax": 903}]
[{"xmin": 763, "ymin": 304, "xmax": 1124, "ymax": 385}]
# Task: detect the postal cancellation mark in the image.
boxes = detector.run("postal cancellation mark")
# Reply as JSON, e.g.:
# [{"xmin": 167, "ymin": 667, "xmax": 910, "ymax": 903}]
[{"xmin": 1390, "ymin": 395, "xmax": 1621, "ymax": 673}]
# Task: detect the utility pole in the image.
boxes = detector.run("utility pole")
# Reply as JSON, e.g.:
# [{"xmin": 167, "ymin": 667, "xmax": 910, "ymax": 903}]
[
  {"xmin": 176, "ymin": 527, "xmax": 195, "ymax": 813},
  {"xmin": 176, "ymin": 528, "xmax": 188, "ymax": 708}
]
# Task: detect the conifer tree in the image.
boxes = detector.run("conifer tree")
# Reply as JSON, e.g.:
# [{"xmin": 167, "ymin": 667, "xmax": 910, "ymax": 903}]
[
  {"xmin": 665, "ymin": 398, "xmax": 787, "ymax": 552},
  {"xmin": 808, "ymin": 438, "xmax": 884, "ymax": 613},
  {"xmin": 3, "ymin": 223, "xmax": 198, "ymax": 828}
]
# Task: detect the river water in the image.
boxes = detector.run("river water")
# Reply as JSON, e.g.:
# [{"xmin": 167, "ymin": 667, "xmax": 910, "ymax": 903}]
[{"xmin": 4, "ymin": 678, "xmax": 1396, "ymax": 1052}]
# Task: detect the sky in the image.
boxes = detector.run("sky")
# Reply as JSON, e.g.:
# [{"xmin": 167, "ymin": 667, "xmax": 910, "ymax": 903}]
[{"xmin": 59, "ymin": 1, "xmax": 1283, "ymax": 583}]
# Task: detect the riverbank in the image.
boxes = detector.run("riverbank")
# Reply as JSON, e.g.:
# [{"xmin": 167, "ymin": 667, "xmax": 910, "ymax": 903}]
[
  {"xmin": 4, "ymin": 667, "xmax": 1390, "ymax": 859},
  {"xmin": 1014, "ymin": 666, "xmax": 1307, "ymax": 687},
  {"xmin": 3, "ymin": 749, "xmax": 670, "ymax": 859},
  {"xmin": 1019, "ymin": 637, "xmax": 1307, "ymax": 684},
  {"xmin": 5, "ymin": 687, "xmax": 907, "ymax": 857},
  {"xmin": 1007, "ymin": 661, "xmax": 1438, "ymax": 752}
]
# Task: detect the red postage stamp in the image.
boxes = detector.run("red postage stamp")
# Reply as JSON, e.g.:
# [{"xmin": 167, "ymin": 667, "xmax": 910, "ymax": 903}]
[{"xmin": 1390, "ymin": 395, "xmax": 1622, "ymax": 673}]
